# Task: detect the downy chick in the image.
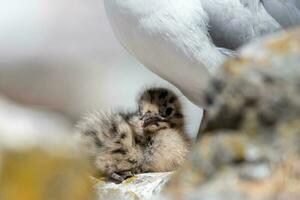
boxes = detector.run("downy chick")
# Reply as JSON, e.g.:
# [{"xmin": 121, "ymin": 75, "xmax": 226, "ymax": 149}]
[
  {"xmin": 137, "ymin": 87, "xmax": 191, "ymax": 173},
  {"xmin": 76, "ymin": 110, "xmax": 143, "ymax": 182},
  {"xmin": 76, "ymin": 87, "xmax": 190, "ymax": 182}
]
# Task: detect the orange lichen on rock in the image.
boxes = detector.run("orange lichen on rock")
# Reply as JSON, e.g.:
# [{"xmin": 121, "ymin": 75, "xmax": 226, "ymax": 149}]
[{"xmin": 0, "ymin": 148, "xmax": 94, "ymax": 200}]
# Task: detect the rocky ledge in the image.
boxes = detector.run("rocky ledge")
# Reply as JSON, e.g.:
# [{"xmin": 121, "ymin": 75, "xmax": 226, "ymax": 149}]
[{"xmin": 162, "ymin": 28, "xmax": 300, "ymax": 200}]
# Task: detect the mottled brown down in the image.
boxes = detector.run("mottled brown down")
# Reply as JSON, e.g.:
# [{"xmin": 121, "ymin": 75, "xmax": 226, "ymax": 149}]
[{"xmin": 76, "ymin": 87, "xmax": 190, "ymax": 182}]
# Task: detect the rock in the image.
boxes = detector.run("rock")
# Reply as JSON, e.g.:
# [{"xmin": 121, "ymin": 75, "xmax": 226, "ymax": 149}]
[
  {"xmin": 162, "ymin": 28, "xmax": 300, "ymax": 200},
  {"xmin": 0, "ymin": 148, "xmax": 94, "ymax": 200},
  {"xmin": 0, "ymin": 96, "xmax": 94, "ymax": 200},
  {"xmin": 95, "ymin": 172, "xmax": 173, "ymax": 200}
]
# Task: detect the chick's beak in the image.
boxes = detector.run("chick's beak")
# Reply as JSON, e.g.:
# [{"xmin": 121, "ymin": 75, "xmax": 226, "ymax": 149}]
[{"xmin": 141, "ymin": 113, "xmax": 166, "ymax": 128}]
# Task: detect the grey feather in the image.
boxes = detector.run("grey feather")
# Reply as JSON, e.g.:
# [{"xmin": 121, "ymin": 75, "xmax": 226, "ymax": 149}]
[
  {"xmin": 201, "ymin": 0, "xmax": 280, "ymax": 50},
  {"xmin": 262, "ymin": 0, "xmax": 300, "ymax": 28}
]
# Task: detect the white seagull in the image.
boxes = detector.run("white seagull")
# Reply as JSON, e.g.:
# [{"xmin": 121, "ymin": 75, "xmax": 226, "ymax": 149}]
[{"xmin": 104, "ymin": 0, "xmax": 300, "ymax": 107}]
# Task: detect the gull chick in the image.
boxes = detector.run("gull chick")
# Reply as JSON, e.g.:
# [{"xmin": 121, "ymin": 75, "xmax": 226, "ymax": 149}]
[
  {"xmin": 137, "ymin": 87, "xmax": 190, "ymax": 172},
  {"xmin": 76, "ymin": 87, "xmax": 190, "ymax": 182},
  {"xmin": 76, "ymin": 110, "xmax": 143, "ymax": 182}
]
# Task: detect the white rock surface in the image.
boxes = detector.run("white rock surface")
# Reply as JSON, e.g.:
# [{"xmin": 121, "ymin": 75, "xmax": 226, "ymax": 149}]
[{"xmin": 95, "ymin": 172, "xmax": 173, "ymax": 200}]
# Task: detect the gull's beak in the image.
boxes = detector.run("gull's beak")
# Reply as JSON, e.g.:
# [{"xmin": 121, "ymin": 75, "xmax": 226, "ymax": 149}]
[{"xmin": 141, "ymin": 113, "xmax": 166, "ymax": 128}]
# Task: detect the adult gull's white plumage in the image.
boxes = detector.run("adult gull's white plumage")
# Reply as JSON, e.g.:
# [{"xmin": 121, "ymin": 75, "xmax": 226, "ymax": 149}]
[{"xmin": 104, "ymin": 0, "xmax": 300, "ymax": 107}]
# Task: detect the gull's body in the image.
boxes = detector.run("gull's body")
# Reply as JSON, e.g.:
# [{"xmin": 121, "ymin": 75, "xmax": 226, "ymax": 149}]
[{"xmin": 104, "ymin": 0, "xmax": 300, "ymax": 107}]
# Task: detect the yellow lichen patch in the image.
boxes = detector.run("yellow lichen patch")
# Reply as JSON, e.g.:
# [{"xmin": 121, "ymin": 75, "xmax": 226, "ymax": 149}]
[
  {"xmin": 90, "ymin": 176, "xmax": 107, "ymax": 184},
  {"xmin": 223, "ymin": 56, "xmax": 274, "ymax": 78},
  {"xmin": 123, "ymin": 176, "xmax": 138, "ymax": 184},
  {"xmin": 266, "ymin": 29, "xmax": 300, "ymax": 54},
  {"xmin": 0, "ymin": 148, "xmax": 94, "ymax": 200},
  {"xmin": 222, "ymin": 57, "xmax": 252, "ymax": 76},
  {"xmin": 266, "ymin": 32, "xmax": 293, "ymax": 53}
]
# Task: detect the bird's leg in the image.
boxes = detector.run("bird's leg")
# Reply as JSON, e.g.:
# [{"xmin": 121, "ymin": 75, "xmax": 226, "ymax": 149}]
[
  {"xmin": 110, "ymin": 173, "xmax": 125, "ymax": 183},
  {"xmin": 110, "ymin": 171, "xmax": 135, "ymax": 183},
  {"xmin": 197, "ymin": 109, "xmax": 208, "ymax": 140}
]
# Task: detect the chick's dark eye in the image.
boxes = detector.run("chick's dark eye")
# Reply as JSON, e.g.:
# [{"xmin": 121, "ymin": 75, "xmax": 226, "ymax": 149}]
[{"xmin": 165, "ymin": 107, "xmax": 173, "ymax": 116}]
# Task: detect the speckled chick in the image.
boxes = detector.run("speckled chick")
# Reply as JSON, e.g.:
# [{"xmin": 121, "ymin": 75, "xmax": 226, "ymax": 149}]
[
  {"xmin": 137, "ymin": 87, "xmax": 191, "ymax": 173},
  {"xmin": 76, "ymin": 110, "xmax": 143, "ymax": 182},
  {"xmin": 76, "ymin": 87, "xmax": 190, "ymax": 182}
]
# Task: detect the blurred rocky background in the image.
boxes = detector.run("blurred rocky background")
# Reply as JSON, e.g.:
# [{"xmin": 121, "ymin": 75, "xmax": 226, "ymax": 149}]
[{"xmin": 162, "ymin": 28, "xmax": 300, "ymax": 200}]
